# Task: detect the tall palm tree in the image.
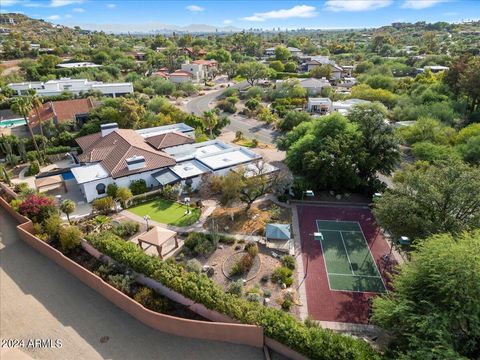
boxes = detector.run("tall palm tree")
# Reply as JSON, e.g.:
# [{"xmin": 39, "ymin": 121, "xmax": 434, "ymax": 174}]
[
  {"xmin": 11, "ymin": 97, "xmax": 43, "ymax": 164},
  {"xmin": 202, "ymin": 110, "xmax": 218, "ymax": 139},
  {"xmin": 28, "ymin": 90, "xmax": 47, "ymax": 154}
]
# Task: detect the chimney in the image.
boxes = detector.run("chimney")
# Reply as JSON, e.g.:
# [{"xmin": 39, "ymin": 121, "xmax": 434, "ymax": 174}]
[
  {"xmin": 100, "ymin": 123, "xmax": 118, "ymax": 137},
  {"xmin": 126, "ymin": 155, "xmax": 145, "ymax": 171}
]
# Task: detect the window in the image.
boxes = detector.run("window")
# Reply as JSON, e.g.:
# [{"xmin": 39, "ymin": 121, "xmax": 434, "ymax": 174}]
[{"xmin": 96, "ymin": 183, "xmax": 106, "ymax": 195}]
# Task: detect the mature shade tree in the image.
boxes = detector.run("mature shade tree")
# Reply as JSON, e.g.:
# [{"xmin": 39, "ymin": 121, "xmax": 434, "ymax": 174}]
[
  {"xmin": 309, "ymin": 65, "xmax": 331, "ymax": 79},
  {"xmin": 373, "ymin": 160, "xmax": 480, "ymax": 242},
  {"xmin": 347, "ymin": 103, "xmax": 399, "ymax": 186},
  {"xmin": 277, "ymin": 110, "xmax": 312, "ymax": 132},
  {"xmin": 269, "ymin": 60, "xmax": 285, "ymax": 72},
  {"xmin": 459, "ymin": 57, "xmax": 480, "ymax": 115},
  {"xmin": 284, "ymin": 61, "xmax": 297, "ymax": 73},
  {"xmin": 236, "ymin": 62, "xmax": 269, "ymax": 86},
  {"xmin": 278, "ymin": 113, "xmax": 363, "ymax": 191},
  {"xmin": 372, "ymin": 231, "xmax": 480, "ymax": 359},
  {"xmin": 274, "ymin": 46, "xmax": 291, "ymax": 61}
]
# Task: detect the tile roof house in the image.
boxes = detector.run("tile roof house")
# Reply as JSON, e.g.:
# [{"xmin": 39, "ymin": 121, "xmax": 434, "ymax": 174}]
[
  {"xmin": 28, "ymin": 98, "xmax": 95, "ymax": 129},
  {"xmin": 71, "ymin": 123, "xmax": 272, "ymax": 203},
  {"xmin": 305, "ymin": 56, "xmax": 344, "ymax": 80}
]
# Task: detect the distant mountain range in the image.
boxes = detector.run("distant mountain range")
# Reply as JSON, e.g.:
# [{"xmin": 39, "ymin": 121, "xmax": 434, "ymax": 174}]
[{"xmin": 75, "ymin": 22, "xmax": 242, "ymax": 34}]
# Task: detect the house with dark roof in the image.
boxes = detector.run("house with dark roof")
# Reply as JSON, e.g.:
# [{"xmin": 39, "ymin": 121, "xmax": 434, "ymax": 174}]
[
  {"xmin": 28, "ymin": 98, "xmax": 95, "ymax": 130},
  {"xmin": 71, "ymin": 123, "xmax": 273, "ymax": 202}
]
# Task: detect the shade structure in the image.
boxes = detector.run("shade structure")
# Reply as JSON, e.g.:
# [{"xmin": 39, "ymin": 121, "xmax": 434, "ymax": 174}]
[
  {"xmin": 137, "ymin": 226, "xmax": 178, "ymax": 258},
  {"xmin": 34, "ymin": 175, "xmax": 67, "ymax": 193},
  {"xmin": 265, "ymin": 223, "xmax": 291, "ymax": 241}
]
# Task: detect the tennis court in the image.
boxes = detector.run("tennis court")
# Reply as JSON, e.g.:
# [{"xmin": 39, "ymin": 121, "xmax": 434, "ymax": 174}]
[{"xmin": 315, "ymin": 220, "xmax": 386, "ymax": 293}]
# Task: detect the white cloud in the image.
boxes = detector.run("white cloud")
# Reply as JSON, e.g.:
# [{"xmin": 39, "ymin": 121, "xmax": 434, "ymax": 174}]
[
  {"xmin": 325, "ymin": 0, "xmax": 392, "ymax": 12},
  {"xmin": 1, "ymin": 0, "xmax": 20, "ymax": 6},
  {"xmin": 242, "ymin": 5, "xmax": 317, "ymax": 22},
  {"xmin": 402, "ymin": 0, "xmax": 446, "ymax": 9},
  {"xmin": 186, "ymin": 5, "xmax": 204, "ymax": 12},
  {"xmin": 47, "ymin": 14, "xmax": 61, "ymax": 20},
  {"xmin": 106, "ymin": 3, "xmax": 116, "ymax": 8},
  {"xmin": 65, "ymin": 13, "xmax": 72, "ymax": 18},
  {"xmin": 50, "ymin": 0, "xmax": 84, "ymax": 7},
  {"xmin": 72, "ymin": 7, "xmax": 85, "ymax": 12},
  {"xmin": 223, "ymin": 19, "xmax": 232, "ymax": 24}
]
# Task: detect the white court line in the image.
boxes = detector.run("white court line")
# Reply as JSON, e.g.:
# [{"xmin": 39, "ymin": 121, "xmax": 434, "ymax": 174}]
[
  {"xmin": 328, "ymin": 273, "xmax": 383, "ymax": 278},
  {"xmin": 339, "ymin": 231, "xmax": 355, "ymax": 275}
]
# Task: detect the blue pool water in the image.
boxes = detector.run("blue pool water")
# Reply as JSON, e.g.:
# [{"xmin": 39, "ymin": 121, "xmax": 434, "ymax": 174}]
[
  {"xmin": 61, "ymin": 171, "xmax": 75, "ymax": 180},
  {"xmin": 0, "ymin": 119, "xmax": 27, "ymax": 128}
]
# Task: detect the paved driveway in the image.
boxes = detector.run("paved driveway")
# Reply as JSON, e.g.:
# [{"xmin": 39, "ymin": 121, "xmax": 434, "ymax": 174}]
[{"xmin": 0, "ymin": 207, "xmax": 263, "ymax": 360}]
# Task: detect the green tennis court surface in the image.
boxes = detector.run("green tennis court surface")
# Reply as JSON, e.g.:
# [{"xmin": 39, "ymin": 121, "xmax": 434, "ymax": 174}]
[{"xmin": 315, "ymin": 220, "xmax": 386, "ymax": 293}]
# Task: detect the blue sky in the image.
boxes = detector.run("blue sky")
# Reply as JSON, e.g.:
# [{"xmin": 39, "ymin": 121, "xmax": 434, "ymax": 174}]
[{"xmin": 2, "ymin": 0, "xmax": 479, "ymax": 31}]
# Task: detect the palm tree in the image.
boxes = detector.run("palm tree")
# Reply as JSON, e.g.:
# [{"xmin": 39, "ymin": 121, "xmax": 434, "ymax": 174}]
[
  {"xmin": 28, "ymin": 90, "xmax": 47, "ymax": 154},
  {"xmin": 11, "ymin": 97, "xmax": 43, "ymax": 164},
  {"xmin": 202, "ymin": 110, "xmax": 218, "ymax": 139},
  {"xmin": 60, "ymin": 199, "xmax": 76, "ymax": 223}
]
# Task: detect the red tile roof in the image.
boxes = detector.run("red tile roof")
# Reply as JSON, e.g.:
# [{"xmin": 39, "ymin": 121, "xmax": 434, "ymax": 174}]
[
  {"xmin": 75, "ymin": 129, "xmax": 176, "ymax": 179},
  {"xmin": 29, "ymin": 98, "xmax": 94, "ymax": 128},
  {"xmin": 169, "ymin": 70, "xmax": 193, "ymax": 77},
  {"xmin": 145, "ymin": 131, "xmax": 194, "ymax": 150},
  {"xmin": 192, "ymin": 59, "xmax": 218, "ymax": 66}
]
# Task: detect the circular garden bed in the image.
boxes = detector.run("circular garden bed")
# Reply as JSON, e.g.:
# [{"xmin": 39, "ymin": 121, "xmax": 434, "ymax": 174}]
[{"xmin": 222, "ymin": 251, "xmax": 262, "ymax": 282}]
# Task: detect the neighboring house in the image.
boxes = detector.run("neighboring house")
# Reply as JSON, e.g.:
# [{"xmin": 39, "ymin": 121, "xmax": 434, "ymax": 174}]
[
  {"xmin": 57, "ymin": 62, "xmax": 101, "ymax": 69},
  {"xmin": 265, "ymin": 46, "xmax": 303, "ymax": 57},
  {"xmin": 28, "ymin": 98, "xmax": 96, "ymax": 129},
  {"xmin": 342, "ymin": 65, "xmax": 354, "ymax": 77},
  {"xmin": 182, "ymin": 47, "xmax": 207, "ymax": 58},
  {"xmin": 179, "ymin": 60, "xmax": 218, "ymax": 83},
  {"xmin": 192, "ymin": 59, "xmax": 218, "ymax": 79},
  {"xmin": 418, "ymin": 65, "xmax": 449, "ymax": 73},
  {"xmin": 298, "ymin": 78, "xmax": 331, "ymax": 95},
  {"xmin": 305, "ymin": 56, "xmax": 343, "ymax": 80},
  {"xmin": 307, "ymin": 98, "xmax": 333, "ymax": 114},
  {"xmin": 168, "ymin": 70, "xmax": 193, "ymax": 83},
  {"xmin": 8, "ymin": 78, "xmax": 133, "ymax": 97},
  {"xmin": 338, "ymin": 77, "xmax": 357, "ymax": 88},
  {"xmin": 332, "ymin": 99, "xmax": 370, "ymax": 115},
  {"xmin": 72, "ymin": 122, "xmax": 268, "ymax": 202}
]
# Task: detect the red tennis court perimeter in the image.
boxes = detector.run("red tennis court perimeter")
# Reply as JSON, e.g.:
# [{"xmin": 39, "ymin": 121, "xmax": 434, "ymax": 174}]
[{"xmin": 297, "ymin": 203, "xmax": 393, "ymax": 324}]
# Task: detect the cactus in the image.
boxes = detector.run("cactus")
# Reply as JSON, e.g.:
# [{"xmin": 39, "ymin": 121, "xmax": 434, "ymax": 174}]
[{"xmin": 17, "ymin": 140, "xmax": 28, "ymax": 163}]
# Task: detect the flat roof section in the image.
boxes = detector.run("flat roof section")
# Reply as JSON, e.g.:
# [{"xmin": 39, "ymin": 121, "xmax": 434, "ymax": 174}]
[
  {"xmin": 71, "ymin": 163, "xmax": 109, "ymax": 184},
  {"xmin": 198, "ymin": 148, "xmax": 260, "ymax": 171},
  {"xmin": 170, "ymin": 160, "xmax": 211, "ymax": 179}
]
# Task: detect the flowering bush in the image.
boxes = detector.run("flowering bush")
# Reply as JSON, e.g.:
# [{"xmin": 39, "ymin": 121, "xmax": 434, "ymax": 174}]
[{"xmin": 18, "ymin": 194, "xmax": 57, "ymax": 223}]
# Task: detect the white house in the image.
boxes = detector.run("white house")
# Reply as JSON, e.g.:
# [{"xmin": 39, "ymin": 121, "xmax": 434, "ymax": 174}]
[
  {"xmin": 265, "ymin": 46, "xmax": 303, "ymax": 57},
  {"xmin": 71, "ymin": 123, "xmax": 269, "ymax": 202},
  {"xmin": 168, "ymin": 70, "xmax": 194, "ymax": 84},
  {"xmin": 298, "ymin": 78, "xmax": 331, "ymax": 95},
  {"xmin": 8, "ymin": 78, "xmax": 133, "ymax": 97},
  {"xmin": 305, "ymin": 56, "xmax": 343, "ymax": 80},
  {"xmin": 57, "ymin": 62, "xmax": 102, "ymax": 69},
  {"xmin": 307, "ymin": 98, "xmax": 333, "ymax": 114},
  {"xmin": 332, "ymin": 99, "xmax": 370, "ymax": 115}
]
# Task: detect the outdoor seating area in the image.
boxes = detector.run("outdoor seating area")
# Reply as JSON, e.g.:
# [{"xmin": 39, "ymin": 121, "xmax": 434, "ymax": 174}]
[{"xmin": 136, "ymin": 226, "xmax": 179, "ymax": 259}]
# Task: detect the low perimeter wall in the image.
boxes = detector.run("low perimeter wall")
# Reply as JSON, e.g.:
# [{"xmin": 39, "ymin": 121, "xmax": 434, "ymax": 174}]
[{"xmin": 0, "ymin": 191, "xmax": 308, "ymax": 359}]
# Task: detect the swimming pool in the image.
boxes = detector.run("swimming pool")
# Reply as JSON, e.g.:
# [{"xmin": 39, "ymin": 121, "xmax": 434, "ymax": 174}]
[
  {"xmin": 0, "ymin": 119, "xmax": 27, "ymax": 128},
  {"xmin": 61, "ymin": 170, "xmax": 75, "ymax": 180}
]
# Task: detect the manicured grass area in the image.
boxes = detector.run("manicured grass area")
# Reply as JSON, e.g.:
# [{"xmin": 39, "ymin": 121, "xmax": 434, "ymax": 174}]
[{"xmin": 128, "ymin": 199, "xmax": 201, "ymax": 227}]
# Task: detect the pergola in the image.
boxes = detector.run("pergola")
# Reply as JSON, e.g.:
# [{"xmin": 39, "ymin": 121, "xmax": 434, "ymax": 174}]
[
  {"xmin": 34, "ymin": 175, "xmax": 67, "ymax": 193},
  {"xmin": 137, "ymin": 226, "xmax": 178, "ymax": 259}
]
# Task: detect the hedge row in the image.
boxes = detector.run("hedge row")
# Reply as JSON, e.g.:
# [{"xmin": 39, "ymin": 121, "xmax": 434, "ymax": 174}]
[
  {"xmin": 87, "ymin": 232, "xmax": 380, "ymax": 360},
  {"xmin": 27, "ymin": 146, "xmax": 75, "ymax": 161}
]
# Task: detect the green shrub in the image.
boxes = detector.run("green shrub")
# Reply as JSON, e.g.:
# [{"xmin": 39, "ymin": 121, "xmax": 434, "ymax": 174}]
[
  {"xmin": 184, "ymin": 232, "xmax": 216, "ymax": 256},
  {"xmin": 282, "ymin": 255, "xmax": 296, "ymax": 270},
  {"xmin": 42, "ymin": 213, "xmax": 62, "ymax": 242},
  {"xmin": 185, "ymin": 259, "xmax": 203, "ymax": 273},
  {"xmin": 282, "ymin": 298, "xmax": 293, "ymax": 310},
  {"xmin": 86, "ymin": 231, "xmax": 380, "ymax": 360},
  {"xmin": 230, "ymin": 253, "xmax": 254, "ymax": 276},
  {"xmin": 112, "ymin": 220, "xmax": 140, "ymax": 239},
  {"xmin": 58, "ymin": 225, "xmax": 83, "ymax": 252},
  {"xmin": 92, "ymin": 196, "xmax": 114, "ymax": 214},
  {"xmin": 107, "ymin": 273, "xmax": 134, "ymax": 294},
  {"xmin": 129, "ymin": 179, "xmax": 148, "ymax": 195},
  {"xmin": 227, "ymin": 279, "xmax": 244, "ymax": 296},
  {"xmin": 133, "ymin": 287, "xmax": 169, "ymax": 312},
  {"xmin": 107, "ymin": 183, "xmax": 118, "ymax": 198},
  {"xmin": 272, "ymin": 266, "xmax": 294, "ymax": 287},
  {"xmin": 13, "ymin": 182, "xmax": 30, "ymax": 194},
  {"xmin": 246, "ymin": 292, "xmax": 262, "ymax": 303},
  {"xmin": 25, "ymin": 161, "xmax": 40, "ymax": 176},
  {"xmin": 245, "ymin": 242, "xmax": 259, "ymax": 257}
]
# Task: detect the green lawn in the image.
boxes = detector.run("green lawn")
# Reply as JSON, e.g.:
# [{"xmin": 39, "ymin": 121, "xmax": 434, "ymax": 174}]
[{"xmin": 128, "ymin": 199, "xmax": 201, "ymax": 227}]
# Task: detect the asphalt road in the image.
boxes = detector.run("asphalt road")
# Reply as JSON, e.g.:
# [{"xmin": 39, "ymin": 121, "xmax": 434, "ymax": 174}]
[
  {"xmin": 0, "ymin": 207, "xmax": 264, "ymax": 360},
  {"xmin": 185, "ymin": 82, "xmax": 280, "ymax": 145}
]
